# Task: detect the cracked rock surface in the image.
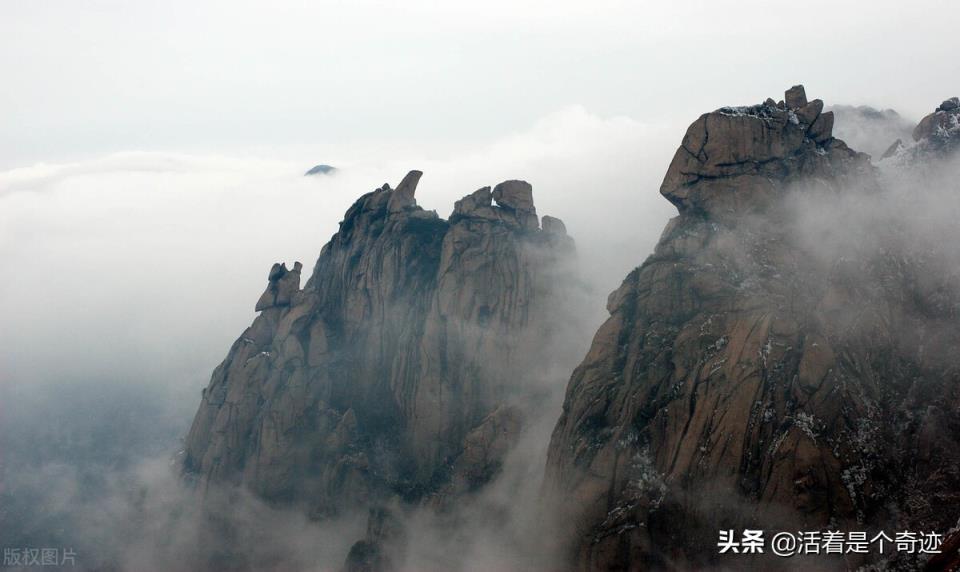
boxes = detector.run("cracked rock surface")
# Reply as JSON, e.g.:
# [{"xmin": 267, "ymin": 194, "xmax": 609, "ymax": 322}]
[
  {"xmin": 544, "ymin": 86, "xmax": 960, "ymax": 570},
  {"xmin": 182, "ymin": 171, "xmax": 574, "ymax": 525}
]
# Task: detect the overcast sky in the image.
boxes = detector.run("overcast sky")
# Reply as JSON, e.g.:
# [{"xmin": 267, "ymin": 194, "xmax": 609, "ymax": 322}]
[
  {"xmin": 2, "ymin": 0, "xmax": 957, "ymax": 168},
  {"xmin": 1, "ymin": 4, "xmax": 958, "ymax": 567}
]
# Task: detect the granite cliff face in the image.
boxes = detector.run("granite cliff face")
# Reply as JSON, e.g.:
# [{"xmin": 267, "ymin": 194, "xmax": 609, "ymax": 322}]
[
  {"xmin": 544, "ymin": 86, "xmax": 960, "ymax": 570},
  {"xmin": 182, "ymin": 170, "xmax": 574, "ymax": 523}
]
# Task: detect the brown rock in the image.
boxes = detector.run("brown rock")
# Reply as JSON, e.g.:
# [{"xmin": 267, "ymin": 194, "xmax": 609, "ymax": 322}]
[
  {"xmin": 796, "ymin": 98, "xmax": 823, "ymax": 125},
  {"xmin": 809, "ymin": 110, "xmax": 834, "ymax": 143},
  {"xmin": 182, "ymin": 170, "xmax": 576, "ymax": 523},
  {"xmin": 492, "ymin": 179, "xmax": 536, "ymax": 213},
  {"xmin": 254, "ymin": 262, "xmax": 301, "ymax": 311},
  {"xmin": 546, "ymin": 89, "xmax": 960, "ymax": 570},
  {"xmin": 451, "ymin": 187, "xmax": 495, "ymax": 219},
  {"xmin": 660, "ymin": 88, "xmax": 861, "ymax": 216},
  {"xmin": 387, "ymin": 170, "xmax": 422, "ymax": 213}
]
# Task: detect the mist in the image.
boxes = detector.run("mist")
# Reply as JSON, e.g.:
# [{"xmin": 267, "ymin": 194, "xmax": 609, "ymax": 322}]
[
  {"xmin": 2, "ymin": 0, "xmax": 956, "ymax": 559},
  {"xmin": 3, "ymin": 88, "xmax": 956, "ymax": 569},
  {"xmin": 0, "ymin": 107, "xmax": 677, "ymax": 570}
]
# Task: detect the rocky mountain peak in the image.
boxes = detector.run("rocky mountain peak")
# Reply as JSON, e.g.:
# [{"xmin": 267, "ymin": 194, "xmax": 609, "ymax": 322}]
[
  {"xmin": 545, "ymin": 86, "xmax": 960, "ymax": 570},
  {"xmin": 912, "ymin": 96, "xmax": 960, "ymax": 146},
  {"xmin": 183, "ymin": 169, "xmax": 575, "ymax": 541},
  {"xmin": 254, "ymin": 261, "xmax": 302, "ymax": 311},
  {"xmin": 386, "ymin": 169, "xmax": 422, "ymax": 213},
  {"xmin": 880, "ymin": 96, "xmax": 960, "ymax": 164},
  {"xmin": 659, "ymin": 85, "xmax": 868, "ymax": 218}
]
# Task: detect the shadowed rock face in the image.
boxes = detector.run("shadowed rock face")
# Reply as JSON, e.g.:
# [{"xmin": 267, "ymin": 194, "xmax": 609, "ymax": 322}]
[
  {"xmin": 182, "ymin": 171, "xmax": 574, "ymax": 520},
  {"xmin": 544, "ymin": 86, "xmax": 960, "ymax": 570}
]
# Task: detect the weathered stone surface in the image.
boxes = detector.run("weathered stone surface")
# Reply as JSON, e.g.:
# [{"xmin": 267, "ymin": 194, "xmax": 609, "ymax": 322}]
[
  {"xmin": 183, "ymin": 171, "xmax": 574, "ymax": 526},
  {"xmin": 785, "ymin": 84, "xmax": 807, "ymax": 108},
  {"xmin": 808, "ymin": 109, "xmax": 834, "ymax": 142},
  {"xmin": 882, "ymin": 98, "xmax": 960, "ymax": 165},
  {"xmin": 938, "ymin": 97, "xmax": 959, "ymax": 112},
  {"xmin": 795, "ymin": 98, "xmax": 823, "ymax": 125},
  {"xmin": 490, "ymin": 179, "xmax": 539, "ymax": 231},
  {"xmin": 254, "ymin": 262, "xmax": 302, "ymax": 311},
  {"xmin": 660, "ymin": 89, "xmax": 867, "ymax": 217},
  {"xmin": 387, "ymin": 170, "xmax": 422, "ymax": 213},
  {"xmin": 913, "ymin": 102, "xmax": 960, "ymax": 142},
  {"xmin": 492, "ymin": 179, "xmax": 535, "ymax": 212},
  {"xmin": 545, "ymin": 88, "xmax": 960, "ymax": 570}
]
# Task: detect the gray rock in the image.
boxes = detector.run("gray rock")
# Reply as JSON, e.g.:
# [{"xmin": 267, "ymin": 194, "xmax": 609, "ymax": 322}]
[
  {"xmin": 809, "ymin": 110, "xmax": 834, "ymax": 143},
  {"xmin": 796, "ymin": 99, "xmax": 824, "ymax": 125},
  {"xmin": 785, "ymin": 84, "xmax": 808, "ymax": 108},
  {"xmin": 938, "ymin": 97, "xmax": 959, "ymax": 112},
  {"xmin": 304, "ymin": 164, "xmax": 336, "ymax": 176},
  {"xmin": 387, "ymin": 170, "xmax": 422, "ymax": 213},
  {"xmin": 492, "ymin": 180, "xmax": 536, "ymax": 213},
  {"xmin": 182, "ymin": 169, "xmax": 576, "ymax": 525},
  {"xmin": 255, "ymin": 262, "xmax": 301, "ymax": 311},
  {"xmin": 452, "ymin": 187, "xmax": 493, "ymax": 218}
]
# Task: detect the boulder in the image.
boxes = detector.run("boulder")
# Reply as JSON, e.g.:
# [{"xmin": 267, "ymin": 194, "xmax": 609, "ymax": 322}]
[
  {"xmin": 796, "ymin": 99, "xmax": 824, "ymax": 125},
  {"xmin": 492, "ymin": 180, "xmax": 536, "ymax": 213},
  {"xmin": 387, "ymin": 170, "xmax": 422, "ymax": 213},
  {"xmin": 938, "ymin": 97, "xmax": 959, "ymax": 112},
  {"xmin": 808, "ymin": 110, "xmax": 835, "ymax": 142},
  {"xmin": 785, "ymin": 84, "xmax": 808, "ymax": 108}
]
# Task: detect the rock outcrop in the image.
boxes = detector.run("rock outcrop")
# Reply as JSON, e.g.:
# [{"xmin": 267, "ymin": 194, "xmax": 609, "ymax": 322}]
[
  {"xmin": 544, "ymin": 86, "xmax": 960, "ymax": 570},
  {"xmin": 657, "ymin": 85, "xmax": 866, "ymax": 219},
  {"xmin": 882, "ymin": 97, "xmax": 960, "ymax": 164},
  {"xmin": 182, "ymin": 171, "xmax": 574, "ymax": 526}
]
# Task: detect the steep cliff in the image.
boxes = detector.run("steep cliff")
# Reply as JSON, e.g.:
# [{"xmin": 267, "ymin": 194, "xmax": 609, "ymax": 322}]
[
  {"xmin": 544, "ymin": 86, "xmax": 960, "ymax": 570},
  {"xmin": 182, "ymin": 170, "xmax": 574, "ymax": 522}
]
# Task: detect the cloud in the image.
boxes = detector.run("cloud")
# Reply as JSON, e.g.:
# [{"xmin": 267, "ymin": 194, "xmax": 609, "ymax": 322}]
[{"xmin": 0, "ymin": 107, "xmax": 680, "ymax": 570}]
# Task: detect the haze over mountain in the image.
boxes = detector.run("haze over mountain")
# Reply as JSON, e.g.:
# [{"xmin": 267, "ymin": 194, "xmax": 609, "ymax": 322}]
[{"xmin": 3, "ymin": 3, "xmax": 960, "ymax": 571}]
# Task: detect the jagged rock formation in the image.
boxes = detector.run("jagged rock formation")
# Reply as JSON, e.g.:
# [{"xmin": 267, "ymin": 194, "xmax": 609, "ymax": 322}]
[
  {"xmin": 881, "ymin": 97, "xmax": 960, "ymax": 163},
  {"xmin": 544, "ymin": 86, "xmax": 960, "ymax": 570},
  {"xmin": 182, "ymin": 170, "xmax": 574, "ymax": 525}
]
